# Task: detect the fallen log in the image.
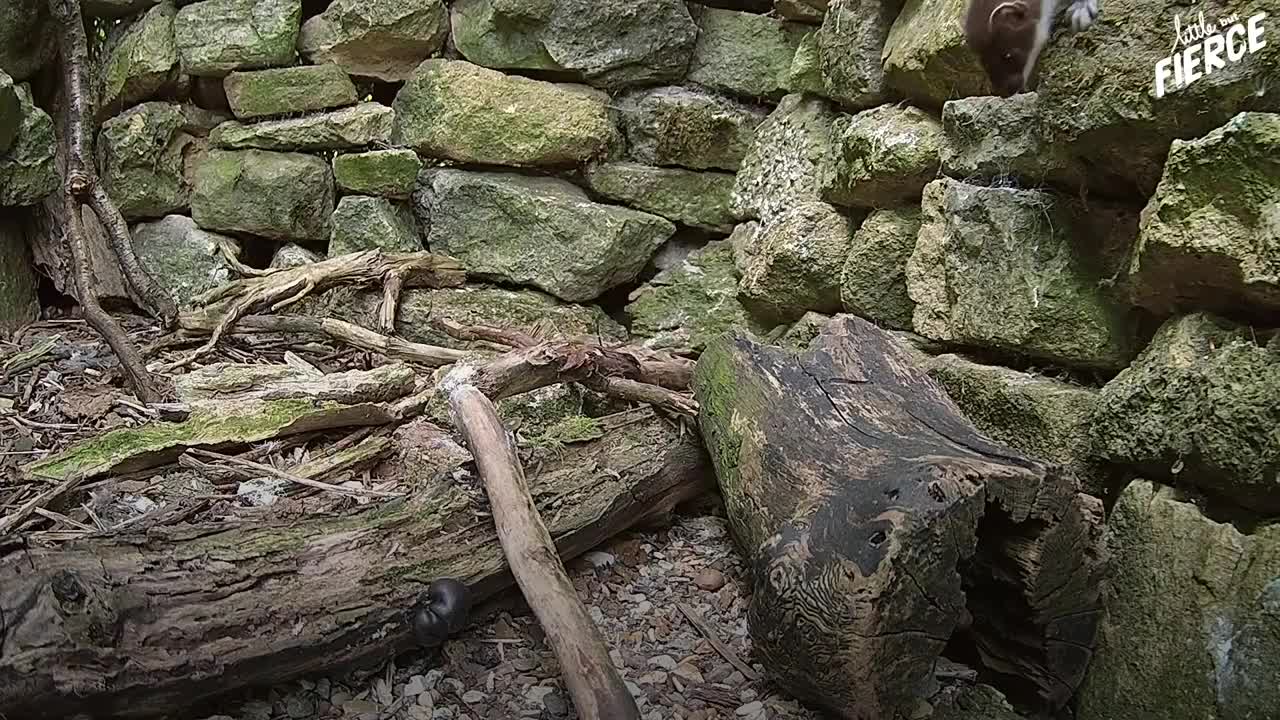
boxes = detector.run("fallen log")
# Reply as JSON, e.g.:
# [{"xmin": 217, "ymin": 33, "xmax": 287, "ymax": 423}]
[
  {"xmin": 692, "ymin": 315, "xmax": 1107, "ymax": 720},
  {"xmin": 449, "ymin": 385, "xmax": 640, "ymax": 720},
  {"xmin": 0, "ymin": 407, "xmax": 710, "ymax": 719}
]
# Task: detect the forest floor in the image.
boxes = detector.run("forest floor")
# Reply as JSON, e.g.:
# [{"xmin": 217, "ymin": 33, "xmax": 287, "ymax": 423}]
[{"xmin": 2, "ymin": 315, "xmax": 823, "ymax": 720}]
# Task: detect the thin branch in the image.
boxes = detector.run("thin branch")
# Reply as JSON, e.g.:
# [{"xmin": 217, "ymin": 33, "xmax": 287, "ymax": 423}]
[
  {"xmin": 48, "ymin": 0, "xmax": 168, "ymax": 403},
  {"xmin": 187, "ymin": 448, "xmax": 404, "ymax": 499}
]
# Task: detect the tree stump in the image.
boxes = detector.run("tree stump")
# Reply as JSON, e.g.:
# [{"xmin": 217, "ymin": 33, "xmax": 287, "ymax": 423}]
[
  {"xmin": 0, "ymin": 408, "xmax": 709, "ymax": 719},
  {"xmin": 692, "ymin": 315, "xmax": 1106, "ymax": 720}
]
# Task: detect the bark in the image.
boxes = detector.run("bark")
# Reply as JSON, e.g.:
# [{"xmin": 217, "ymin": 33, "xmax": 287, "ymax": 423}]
[
  {"xmin": 449, "ymin": 385, "xmax": 640, "ymax": 720},
  {"xmin": 692, "ymin": 315, "xmax": 1107, "ymax": 720},
  {"xmin": 0, "ymin": 408, "xmax": 710, "ymax": 719}
]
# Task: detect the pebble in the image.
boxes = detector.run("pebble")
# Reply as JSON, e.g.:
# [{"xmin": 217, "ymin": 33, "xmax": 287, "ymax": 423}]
[
  {"xmin": 737, "ymin": 700, "xmax": 765, "ymax": 716},
  {"xmin": 694, "ymin": 567, "xmax": 727, "ymax": 591},
  {"xmin": 648, "ymin": 654, "xmax": 678, "ymax": 670},
  {"xmin": 460, "ymin": 690, "xmax": 486, "ymax": 704}
]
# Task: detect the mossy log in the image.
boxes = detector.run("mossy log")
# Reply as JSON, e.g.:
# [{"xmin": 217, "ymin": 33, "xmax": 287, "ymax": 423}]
[
  {"xmin": 692, "ymin": 315, "xmax": 1107, "ymax": 720},
  {"xmin": 0, "ymin": 408, "xmax": 710, "ymax": 719}
]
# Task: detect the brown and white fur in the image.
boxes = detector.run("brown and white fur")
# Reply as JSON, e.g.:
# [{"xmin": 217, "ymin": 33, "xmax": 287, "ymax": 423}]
[{"xmin": 965, "ymin": 0, "xmax": 1100, "ymax": 97}]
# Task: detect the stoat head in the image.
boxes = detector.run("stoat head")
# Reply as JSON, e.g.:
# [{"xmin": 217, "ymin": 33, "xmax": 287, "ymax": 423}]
[{"xmin": 965, "ymin": 0, "xmax": 1042, "ymax": 97}]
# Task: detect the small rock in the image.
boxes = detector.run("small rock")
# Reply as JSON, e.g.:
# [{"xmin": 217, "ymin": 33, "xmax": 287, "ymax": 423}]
[
  {"xmin": 405, "ymin": 676, "xmax": 428, "ymax": 697},
  {"xmin": 460, "ymin": 689, "xmax": 485, "ymax": 704},
  {"xmin": 648, "ymin": 655, "xmax": 678, "ymax": 671},
  {"xmin": 736, "ymin": 700, "xmax": 764, "ymax": 716},
  {"xmin": 693, "ymin": 568, "xmax": 726, "ymax": 592},
  {"xmin": 673, "ymin": 662, "xmax": 704, "ymax": 684}
]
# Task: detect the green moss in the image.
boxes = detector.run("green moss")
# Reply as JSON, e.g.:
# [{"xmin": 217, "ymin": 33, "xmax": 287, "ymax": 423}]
[
  {"xmin": 523, "ymin": 414, "xmax": 605, "ymax": 453},
  {"xmin": 24, "ymin": 399, "xmax": 338, "ymax": 481},
  {"xmin": 332, "ymin": 149, "xmax": 422, "ymax": 199}
]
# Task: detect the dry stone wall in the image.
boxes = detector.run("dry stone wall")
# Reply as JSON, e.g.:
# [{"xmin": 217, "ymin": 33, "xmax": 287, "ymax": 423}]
[{"xmin": 0, "ymin": 0, "xmax": 1278, "ymax": 717}]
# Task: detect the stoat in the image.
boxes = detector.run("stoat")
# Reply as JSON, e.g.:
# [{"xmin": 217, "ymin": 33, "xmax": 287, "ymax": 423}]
[{"xmin": 964, "ymin": 0, "xmax": 1100, "ymax": 97}]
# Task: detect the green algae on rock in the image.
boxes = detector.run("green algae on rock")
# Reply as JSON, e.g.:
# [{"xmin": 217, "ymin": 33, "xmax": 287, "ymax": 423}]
[
  {"xmin": 174, "ymin": 0, "xmax": 301, "ymax": 77},
  {"xmin": 393, "ymin": 59, "xmax": 617, "ymax": 167},
  {"xmin": 820, "ymin": 104, "xmax": 948, "ymax": 209},
  {"xmin": 413, "ymin": 168, "xmax": 673, "ymax": 302},
  {"xmin": 190, "ymin": 148, "xmax": 335, "ymax": 241},
  {"xmin": 1090, "ymin": 312, "xmax": 1280, "ymax": 513},
  {"xmin": 97, "ymin": 102, "xmax": 196, "ymax": 219},
  {"xmin": 299, "ymin": 284, "xmax": 626, "ymax": 350},
  {"xmin": 686, "ymin": 5, "xmax": 809, "ymax": 100},
  {"xmin": 328, "ymin": 196, "xmax": 420, "ymax": 256},
  {"xmin": 812, "ymin": 0, "xmax": 894, "ymax": 110},
  {"xmin": 298, "ymin": 0, "xmax": 449, "ymax": 82},
  {"xmin": 130, "ymin": 215, "xmax": 241, "ymax": 307},
  {"xmin": 881, "ymin": 0, "xmax": 991, "ymax": 106},
  {"xmin": 839, "ymin": 207, "xmax": 921, "ymax": 331},
  {"xmin": 907, "ymin": 179, "xmax": 1138, "ymax": 371},
  {"xmin": 98, "ymin": 1, "xmax": 177, "ymax": 119},
  {"xmin": 923, "ymin": 353, "xmax": 1115, "ymax": 497},
  {"xmin": 0, "ymin": 84, "xmax": 56, "ymax": 207},
  {"xmin": 223, "ymin": 64, "xmax": 358, "ymax": 120},
  {"xmin": 614, "ymin": 85, "xmax": 768, "ymax": 172},
  {"xmin": 1128, "ymin": 112, "xmax": 1280, "ymax": 317},
  {"xmin": 626, "ymin": 240, "xmax": 764, "ymax": 351},
  {"xmin": 737, "ymin": 201, "xmax": 859, "ymax": 325},
  {"xmin": 210, "ymin": 102, "xmax": 393, "ymax": 151},
  {"xmin": 332, "ymin": 149, "xmax": 422, "ymax": 199},
  {"xmin": 1076, "ymin": 479, "xmax": 1280, "ymax": 720},
  {"xmin": 581, "ymin": 162, "xmax": 738, "ymax": 233},
  {"xmin": 732, "ymin": 92, "xmax": 838, "ymax": 224}
]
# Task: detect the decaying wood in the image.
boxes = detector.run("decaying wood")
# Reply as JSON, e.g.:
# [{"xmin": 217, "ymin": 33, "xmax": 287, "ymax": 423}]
[
  {"xmin": 441, "ymin": 341, "xmax": 697, "ymax": 417},
  {"xmin": 18, "ymin": 362, "xmax": 418, "ymax": 485},
  {"xmin": 449, "ymin": 385, "xmax": 641, "ymax": 720},
  {"xmin": 0, "ymin": 407, "xmax": 709, "ymax": 719},
  {"xmin": 168, "ymin": 250, "xmax": 466, "ymax": 371},
  {"xmin": 692, "ymin": 315, "xmax": 1107, "ymax": 719}
]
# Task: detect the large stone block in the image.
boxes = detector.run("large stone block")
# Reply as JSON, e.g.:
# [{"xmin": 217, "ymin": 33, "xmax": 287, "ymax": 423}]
[
  {"xmin": 732, "ymin": 93, "xmax": 838, "ymax": 224},
  {"xmin": 820, "ymin": 104, "xmax": 948, "ymax": 208},
  {"xmin": 840, "ymin": 207, "xmax": 920, "ymax": 331},
  {"xmin": 97, "ymin": 102, "xmax": 197, "ymax": 220},
  {"xmin": 626, "ymin": 240, "xmax": 764, "ymax": 351},
  {"xmin": 328, "ymin": 196, "xmax": 420, "ymax": 256},
  {"xmin": 615, "ymin": 86, "xmax": 767, "ymax": 171},
  {"xmin": 130, "ymin": 215, "xmax": 240, "ymax": 307},
  {"xmin": 0, "ymin": 84, "xmax": 57, "ymax": 207},
  {"xmin": 813, "ymin": 0, "xmax": 894, "ymax": 110},
  {"xmin": 222, "ymin": 64, "xmax": 358, "ymax": 119},
  {"xmin": 882, "ymin": 0, "xmax": 990, "ymax": 106},
  {"xmin": 737, "ymin": 201, "xmax": 858, "ymax": 324},
  {"xmin": 298, "ymin": 0, "xmax": 448, "ymax": 82},
  {"xmin": 1076, "ymin": 480, "xmax": 1280, "ymax": 720},
  {"xmin": 413, "ymin": 169, "xmax": 674, "ymax": 302},
  {"xmin": 0, "ymin": 215, "xmax": 37, "ymax": 334},
  {"xmin": 581, "ymin": 162, "xmax": 737, "ymax": 233},
  {"xmin": 332, "ymin": 149, "xmax": 422, "ymax": 199},
  {"xmin": 907, "ymin": 179, "xmax": 1138, "ymax": 370},
  {"xmin": 210, "ymin": 102, "xmax": 394, "ymax": 151},
  {"xmin": 174, "ymin": 0, "xmax": 301, "ymax": 77},
  {"xmin": 1090, "ymin": 312, "xmax": 1280, "ymax": 513},
  {"xmin": 1128, "ymin": 112, "xmax": 1280, "ymax": 317},
  {"xmin": 98, "ymin": 2, "xmax": 178, "ymax": 119},
  {"xmin": 0, "ymin": 0, "xmax": 55, "ymax": 82},
  {"xmin": 686, "ymin": 6, "xmax": 808, "ymax": 100},
  {"xmin": 392, "ymin": 59, "xmax": 617, "ymax": 167},
  {"xmin": 190, "ymin": 148, "xmax": 334, "ymax": 241}
]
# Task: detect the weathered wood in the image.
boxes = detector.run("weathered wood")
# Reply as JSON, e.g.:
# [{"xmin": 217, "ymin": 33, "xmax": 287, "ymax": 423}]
[
  {"xmin": 449, "ymin": 385, "xmax": 640, "ymax": 720},
  {"xmin": 0, "ymin": 408, "xmax": 710, "ymax": 719},
  {"xmin": 692, "ymin": 315, "xmax": 1106, "ymax": 720}
]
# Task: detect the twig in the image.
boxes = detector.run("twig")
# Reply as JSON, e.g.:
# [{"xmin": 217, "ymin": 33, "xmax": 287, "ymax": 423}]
[
  {"xmin": 179, "ymin": 313, "xmax": 468, "ymax": 367},
  {"xmin": 0, "ymin": 472, "xmax": 86, "ymax": 537},
  {"xmin": 187, "ymin": 448, "xmax": 403, "ymax": 499},
  {"xmin": 677, "ymin": 602, "xmax": 760, "ymax": 682}
]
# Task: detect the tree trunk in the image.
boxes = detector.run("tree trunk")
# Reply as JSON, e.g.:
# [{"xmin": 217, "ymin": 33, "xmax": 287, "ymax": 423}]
[
  {"xmin": 692, "ymin": 315, "xmax": 1107, "ymax": 720},
  {"xmin": 0, "ymin": 408, "xmax": 710, "ymax": 719}
]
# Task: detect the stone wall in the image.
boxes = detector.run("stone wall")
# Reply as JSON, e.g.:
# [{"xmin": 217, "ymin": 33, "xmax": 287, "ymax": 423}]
[{"xmin": 1, "ymin": 0, "xmax": 1278, "ymax": 717}]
